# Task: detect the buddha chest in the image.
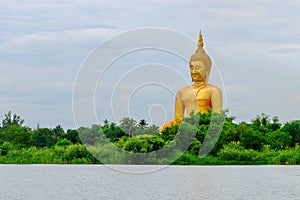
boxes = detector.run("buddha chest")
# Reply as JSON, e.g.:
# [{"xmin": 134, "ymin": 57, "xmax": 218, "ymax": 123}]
[{"xmin": 181, "ymin": 86, "xmax": 212, "ymax": 113}]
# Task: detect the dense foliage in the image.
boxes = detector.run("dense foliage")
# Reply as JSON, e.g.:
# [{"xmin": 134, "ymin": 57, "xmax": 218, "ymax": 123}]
[{"xmin": 0, "ymin": 111, "xmax": 300, "ymax": 164}]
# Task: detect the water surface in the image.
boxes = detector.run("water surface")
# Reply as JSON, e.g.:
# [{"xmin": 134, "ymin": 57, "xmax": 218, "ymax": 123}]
[{"xmin": 0, "ymin": 165, "xmax": 299, "ymax": 200}]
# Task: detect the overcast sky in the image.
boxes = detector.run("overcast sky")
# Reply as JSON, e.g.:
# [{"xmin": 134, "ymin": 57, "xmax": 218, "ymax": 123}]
[{"xmin": 1, "ymin": 0, "xmax": 300, "ymax": 129}]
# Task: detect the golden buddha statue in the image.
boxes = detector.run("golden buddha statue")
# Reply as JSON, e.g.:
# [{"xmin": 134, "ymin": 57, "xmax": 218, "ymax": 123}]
[{"xmin": 161, "ymin": 32, "xmax": 222, "ymax": 129}]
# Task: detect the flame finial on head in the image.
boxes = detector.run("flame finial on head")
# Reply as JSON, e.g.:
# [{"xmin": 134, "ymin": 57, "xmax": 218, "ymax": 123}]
[
  {"xmin": 198, "ymin": 31, "xmax": 203, "ymax": 47},
  {"xmin": 190, "ymin": 31, "xmax": 211, "ymax": 68}
]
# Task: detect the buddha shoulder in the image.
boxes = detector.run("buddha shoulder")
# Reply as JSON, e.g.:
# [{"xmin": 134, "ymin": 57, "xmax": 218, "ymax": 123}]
[
  {"xmin": 207, "ymin": 84, "xmax": 222, "ymax": 97},
  {"xmin": 176, "ymin": 85, "xmax": 193, "ymax": 95}
]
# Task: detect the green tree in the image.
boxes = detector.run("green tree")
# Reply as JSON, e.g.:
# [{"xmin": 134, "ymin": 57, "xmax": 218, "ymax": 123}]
[
  {"xmin": 78, "ymin": 125, "xmax": 106, "ymax": 145},
  {"xmin": 240, "ymin": 129, "xmax": 265, "ymax": 151},
  {"xmin": 56, "ymin": 138, "xmax": 72, "ymax": 146},
  {"xmin": 135, "ymin": 119, "xmax": 156, "ymax": 136},
  {"xmin": 64, "ymin": 144, "xmax": 91, "ymax": 162},
  {"xmin": 0, "ymin": 125, "xmax": 32, "ymax": 148},
  {"xmin": 222, "ymin": 123, "xmax": 240, "ymax": 144},
  {"xmin": 32, "ymin": 128, "xmax": 53, "ymax": 147},
  {"xmin": 218, "ymin": 141, "xmax": 260, "ymax": 162},
  {"xmin": 251, "ymin": 113, "xmax": 271, "ymax": 134},
  {"xmin": 160, "ymin": 125, "xmax": 178, "ymax": 142},
  {"xmin": 188, "ymin": 139, "xmax": 201, "ymax": 156},
  {"xmin": 281, "ymin": 120, "xmax": 300, "ymax": 147},
  {"xmin": 62, "ymin": 129, "xmax": 81, "ymax": 144},
  {"xmin": 138, "ymin": 119, "xmax": 148, "ymax": 127},
  {"xmin": 123, "ymin": 137, "xmax": 149, "ymax": 153},
  {"xmin": 145, "ymin": 135, "xmax": 165, "ymax": 151},
  {"xmin": 195, "ymin": 124, "xmax": 208, "ymax": 143},
  {"xmin": 0, "ymin": 142, "xmax": 13, "ymax": 155},
  {"xmin": 103, "ymin": 122, "xmax": 125, "ymax": 142},
  {"xmin": 266, "ymin": 130, "xmax": 291, "ymax": 150},
  {"xmin": 52, "ymin": 125, "xmax": 64, "ymax": 139},
  {"xmin": 120, "ymin": 118, "xmax": 137, "ymax": 137},
  {"xmin": 103, "ymin": 119, "xmax": 109, "ymax": 129},
  {"xmin": 268, "ymin": 116, "xmax": 281, "ymax": 131},
  {"xmin": 184, "ymin": 110, "xmax": 211, "ymax": 126},
  {"xmin": 1, "ymin": 111, "xmax": 24, "ymax": 129},
  {"xmin": 176, "ymin": 122, "xmax": 198, "ymax": 152}
]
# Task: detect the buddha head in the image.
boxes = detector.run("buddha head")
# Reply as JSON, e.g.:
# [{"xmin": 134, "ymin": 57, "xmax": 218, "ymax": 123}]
[{"xmin": 189, "ymin": 32, "xmax": 212, "ymax": 83}]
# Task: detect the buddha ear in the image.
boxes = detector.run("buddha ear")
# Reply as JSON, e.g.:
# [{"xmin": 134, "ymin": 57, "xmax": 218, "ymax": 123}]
[{"xmin": 205, "ymin": 70, "xmax": 210, "ymax": 82}]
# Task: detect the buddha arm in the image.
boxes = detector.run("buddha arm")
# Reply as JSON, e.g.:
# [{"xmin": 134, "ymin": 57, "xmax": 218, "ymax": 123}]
[
  {"xmin": 174, "ymin": 90, "xmax": 185, "ymax": 122},
  {"xmin": 210, "ymin": 87, "xmax": 222, "ymax": 113},
  {"xmin": 160, "ymin": 90, "xmax": 184, "ymax": 130}
]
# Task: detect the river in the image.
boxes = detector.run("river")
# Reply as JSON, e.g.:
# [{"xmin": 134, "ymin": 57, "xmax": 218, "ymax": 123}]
[{"xmin": 0, "ymin": 165, "xmax": 299, "ymax": 199}]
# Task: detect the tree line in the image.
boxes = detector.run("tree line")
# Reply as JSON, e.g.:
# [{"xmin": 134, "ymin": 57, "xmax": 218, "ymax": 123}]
[{"xmin": 0, "ymin": 110, "xmax": 300, "ymax": 164}]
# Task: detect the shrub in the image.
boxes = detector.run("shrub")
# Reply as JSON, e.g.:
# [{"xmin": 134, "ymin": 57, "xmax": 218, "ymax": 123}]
[{"xmin": 0, "ymin": 142, "xmax": 13, "ymax": 156}]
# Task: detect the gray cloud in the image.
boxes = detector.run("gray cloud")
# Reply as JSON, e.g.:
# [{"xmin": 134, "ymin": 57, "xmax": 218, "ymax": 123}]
[
  {"xmin": 269, "ymin": 48, "xmax": 300, "ymax": 54},
  {"xmin": 0, "ymin": 1, "xmax": 300, "ymax": 128}
]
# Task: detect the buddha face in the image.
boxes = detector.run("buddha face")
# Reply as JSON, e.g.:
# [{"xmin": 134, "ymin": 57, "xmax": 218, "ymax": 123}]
[{"xmin": 189, "ymin": 61, "xmax": 210, "ymax": 82}]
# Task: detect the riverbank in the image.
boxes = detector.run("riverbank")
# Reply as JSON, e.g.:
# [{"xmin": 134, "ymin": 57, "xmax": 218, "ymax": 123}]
[{"xmin": 1, "ymin": 144, "xmax": 299, "ymax": 165}]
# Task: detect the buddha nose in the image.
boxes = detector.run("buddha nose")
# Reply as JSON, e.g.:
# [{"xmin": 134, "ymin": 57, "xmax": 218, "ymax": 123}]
[{"xmin": 192, "ymin": 67, "xmax": 197, "ymax": 73}]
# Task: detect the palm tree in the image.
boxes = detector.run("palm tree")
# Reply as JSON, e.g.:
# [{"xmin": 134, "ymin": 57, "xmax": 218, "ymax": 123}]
[
  {"xmin": 120, "ymin": 118, "xmax": 137, "ymax": 137},
  {"xmin": 138, "ymin": 119, "xmax": 148, "ymax": 128}
]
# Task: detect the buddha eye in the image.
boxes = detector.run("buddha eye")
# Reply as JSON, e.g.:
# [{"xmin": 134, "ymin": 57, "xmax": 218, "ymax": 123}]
[{"xmin": 196, "ymin": 66, "xmax": 201, "ymax": 70}]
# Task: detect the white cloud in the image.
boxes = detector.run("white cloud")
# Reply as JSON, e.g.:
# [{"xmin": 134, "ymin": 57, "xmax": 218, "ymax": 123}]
[{"xmin": 0, "ymin": 28, "xmax": 118, "ymax": 53}]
